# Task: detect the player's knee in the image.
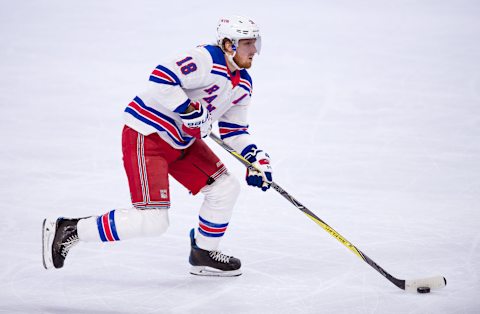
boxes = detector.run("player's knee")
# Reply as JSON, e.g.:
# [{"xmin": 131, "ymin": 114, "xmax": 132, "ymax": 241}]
[
  {"xmin": 141, "ymin": 209, "xmax": 169, "ymax": 237},
  {"xmin": 223, "ymin": 173, "xmax": 241, "ymax": 200},
  {"xmin": 203, "ymin": 172, "xmax": 240, "ymax": 209},
  {"xmin": 116, "ymin": 208, "xmax": 169, "ymax": 238}
]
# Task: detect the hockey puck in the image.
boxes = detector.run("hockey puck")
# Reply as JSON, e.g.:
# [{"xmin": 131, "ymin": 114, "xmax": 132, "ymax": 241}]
[{"xmin": 417, "ymin": 287, "xmax": 430, "ymax": 293}]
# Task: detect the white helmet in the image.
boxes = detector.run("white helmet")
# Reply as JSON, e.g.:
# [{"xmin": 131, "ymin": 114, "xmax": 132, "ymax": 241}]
[{"xmin": 216, "ymin": 15, "xmax": 261, "ymax": 55}]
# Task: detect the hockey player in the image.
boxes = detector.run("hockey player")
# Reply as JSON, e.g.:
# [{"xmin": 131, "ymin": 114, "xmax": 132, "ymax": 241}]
[{"xmin": 42, "ymin": 15, "xmax": 272, "ymax": 277}]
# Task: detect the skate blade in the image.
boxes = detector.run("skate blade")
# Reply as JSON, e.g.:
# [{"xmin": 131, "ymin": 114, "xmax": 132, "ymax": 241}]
[
  {"xmin": 190, "ymin": 266, "xmax": 242, "ymax": 277},
  {"xmin": 42, "ymin": 219, "xmax": 56, "ymax": 269}
]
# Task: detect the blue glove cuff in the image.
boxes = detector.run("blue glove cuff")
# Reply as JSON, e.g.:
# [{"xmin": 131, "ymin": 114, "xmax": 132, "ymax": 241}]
[{"xmin": 241, "ymin": 144, "xmax": 265, "ymax": 163}]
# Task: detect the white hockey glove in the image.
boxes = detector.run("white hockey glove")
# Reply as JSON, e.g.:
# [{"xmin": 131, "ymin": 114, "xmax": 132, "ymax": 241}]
[
  {"xmin": 245, "ymin": 150, "xmax": 273, "ymax": 192},
  {"xmin": 179, "ymin": 101, "xmax": 212, "ymax": 139}
]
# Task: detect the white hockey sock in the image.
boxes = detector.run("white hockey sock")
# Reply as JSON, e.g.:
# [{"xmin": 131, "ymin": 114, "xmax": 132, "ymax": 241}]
[
  {"xmin": 195, "ymin": 173, "xmax": 240, "ymax": 251},
  {"xmin": 77, "ymin": 208, "xmax": 169, "ymax": 242}
]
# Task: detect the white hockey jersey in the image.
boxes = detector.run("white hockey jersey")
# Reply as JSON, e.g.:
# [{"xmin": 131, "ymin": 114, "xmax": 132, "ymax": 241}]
[{"xmin": 124, "ymin": 44, "xmax": 258, "ymax": 158}]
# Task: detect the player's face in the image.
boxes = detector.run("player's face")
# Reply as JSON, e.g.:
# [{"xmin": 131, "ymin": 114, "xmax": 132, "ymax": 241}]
[{"xmin": 233, "ymin": 39, "xmax": 257, "ymax": 69}]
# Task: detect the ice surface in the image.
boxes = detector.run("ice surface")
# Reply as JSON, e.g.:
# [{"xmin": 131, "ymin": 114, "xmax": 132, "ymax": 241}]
[{"xmin": 1, "ymin": 0, "xmax": 479, "ymax": 313}]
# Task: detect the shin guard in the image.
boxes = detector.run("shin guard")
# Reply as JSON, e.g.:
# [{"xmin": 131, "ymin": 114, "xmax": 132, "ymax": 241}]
[{"xmin": 195, "ymin": 173, "xmax": 240, "ymax": 250}]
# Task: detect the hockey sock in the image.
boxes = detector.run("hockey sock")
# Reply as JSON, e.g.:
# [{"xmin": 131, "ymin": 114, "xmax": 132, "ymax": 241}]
[
  {"xmin": 196, "ymin": 173, "xmax": 240, "ymax": 250},
  {"xmin": 77, "ymin": 208, "xmax": 169, "ymax": 242}
]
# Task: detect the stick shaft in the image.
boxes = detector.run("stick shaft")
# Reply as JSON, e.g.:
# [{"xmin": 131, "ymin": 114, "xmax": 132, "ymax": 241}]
[{"xmin": 209, "ymin": 133, "xmax": 406, "ymax": 289}]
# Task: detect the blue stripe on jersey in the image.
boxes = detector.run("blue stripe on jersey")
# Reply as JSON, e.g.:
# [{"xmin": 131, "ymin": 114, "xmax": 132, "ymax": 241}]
[
  {"xmin": 149, "ymin": 76, "xmax": 177, "ymax": 85},
  {"xmin": 219, "ymin": 121, "xmax": 249, "ymax": 139},
  {"xmin": 151, "ymin": 64, "xmax": 181, "ymax": 85},
  {"xmin": 199, "ymin": 216, "xmax": 229, "ymax": 228},
  {"xmin": 125, "ymin": 96, "xmax": 192, "ymax": 147},
  {"xmin": 125, "ymin": 108, "xmax": 191, "ymax": 147},
  {"xmin": 211, "ymin": 70, "xmax": 230, "ymax": 80},
  {"xmin": 239, "ymin": 84, "xmax": 251, "ymax": 94},
  {"xmin": 240, "ymin": 69, "xmax": 253, "ymax": 87},
  {"xmin": 96, "ymin": 216, "xmax": 107, "ymax": 242},
  {"xmin": 133, "ymin": 96, "xmax": 179, "ymax": 125},
  {"xmin": 203, "ymin": 45, "xmax": 227, "ymax": 66},
  {"xmin": 109, "ymin": 210, "xmax": 120, "ymax": 241},
  {"xmin": 173, "ymin": 98, "xmax": 191, "ymax": 113},
  {"xmin": 221, "ymin": 130, "xmax": 249, "ymax": 139},
  {"xmin": 218, "ymin": 121, "xmax": 249, "ymax": 129}
]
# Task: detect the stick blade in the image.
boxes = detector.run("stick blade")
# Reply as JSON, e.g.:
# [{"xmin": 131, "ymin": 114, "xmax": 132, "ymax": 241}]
[{"xmin": 404, "ymin": 276, "xmax": 447, "ymax": 292}]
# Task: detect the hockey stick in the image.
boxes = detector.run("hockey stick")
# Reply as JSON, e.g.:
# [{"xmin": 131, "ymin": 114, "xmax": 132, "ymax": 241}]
[{"xmin": 209, "ymin": 133, "xmax": 447, "ymax": 292}]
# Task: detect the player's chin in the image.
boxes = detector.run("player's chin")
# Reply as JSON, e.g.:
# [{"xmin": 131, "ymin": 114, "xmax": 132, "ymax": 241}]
[{"xmin": 240, "ymin": 60, "xmax": 253, "ymax": 69}]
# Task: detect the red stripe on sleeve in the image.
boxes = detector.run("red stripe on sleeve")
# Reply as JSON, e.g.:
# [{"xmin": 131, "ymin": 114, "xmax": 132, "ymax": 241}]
[
  {"xmin": 128, "ymin": 101, "xmax": 185, "ymax": 143},
  {"xmin": 151, "ymin": 70, "xmax": 174, "ymax": 83}
]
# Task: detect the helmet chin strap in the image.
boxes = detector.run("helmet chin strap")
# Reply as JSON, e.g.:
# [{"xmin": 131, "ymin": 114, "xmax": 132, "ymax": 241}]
[
  {"xmin": 225, "ymin": 46, "xmax": 244, "ymax": 71},
  {"xmin": 226, "ymin": 52, "xmax": 242, "ymax": 71},
  {"xmin": 220, "ymin": 41, "xmax": 243, "ymax": 71}
]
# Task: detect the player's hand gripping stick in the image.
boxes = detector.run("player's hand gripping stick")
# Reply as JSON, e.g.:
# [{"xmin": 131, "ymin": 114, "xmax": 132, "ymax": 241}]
[
  {"xmin": 180, "ymin": 101, "xmax": 212, "ymax": 139},
  {"xmin": 245, "ymin": 150, "xmax": 273, "ymax": 191}
]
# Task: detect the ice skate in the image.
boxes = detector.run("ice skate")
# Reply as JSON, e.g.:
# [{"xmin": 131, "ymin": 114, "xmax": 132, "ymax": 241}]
[
  {"xmin": 42, "ymin": 218, "xmax": 79, "ymax": 269},
  {"xmin": 188, "ymin": 229, "xmax": 241, "ymax": 277}
]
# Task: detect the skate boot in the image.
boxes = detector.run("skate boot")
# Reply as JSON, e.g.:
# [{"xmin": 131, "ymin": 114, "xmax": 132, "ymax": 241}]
[
  {"xmin": 189, "ymin": 228, "xmax": 241, "ymax": 277},
  {"xmin": 42, "ymin": 218, "xmax": 80, "ymax": 269}
]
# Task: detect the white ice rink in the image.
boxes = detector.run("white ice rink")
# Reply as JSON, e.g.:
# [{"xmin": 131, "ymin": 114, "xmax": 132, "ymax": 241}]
[{"xmin": 1, "ymin": 0, "xmax": 479, "ymax": 313}]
